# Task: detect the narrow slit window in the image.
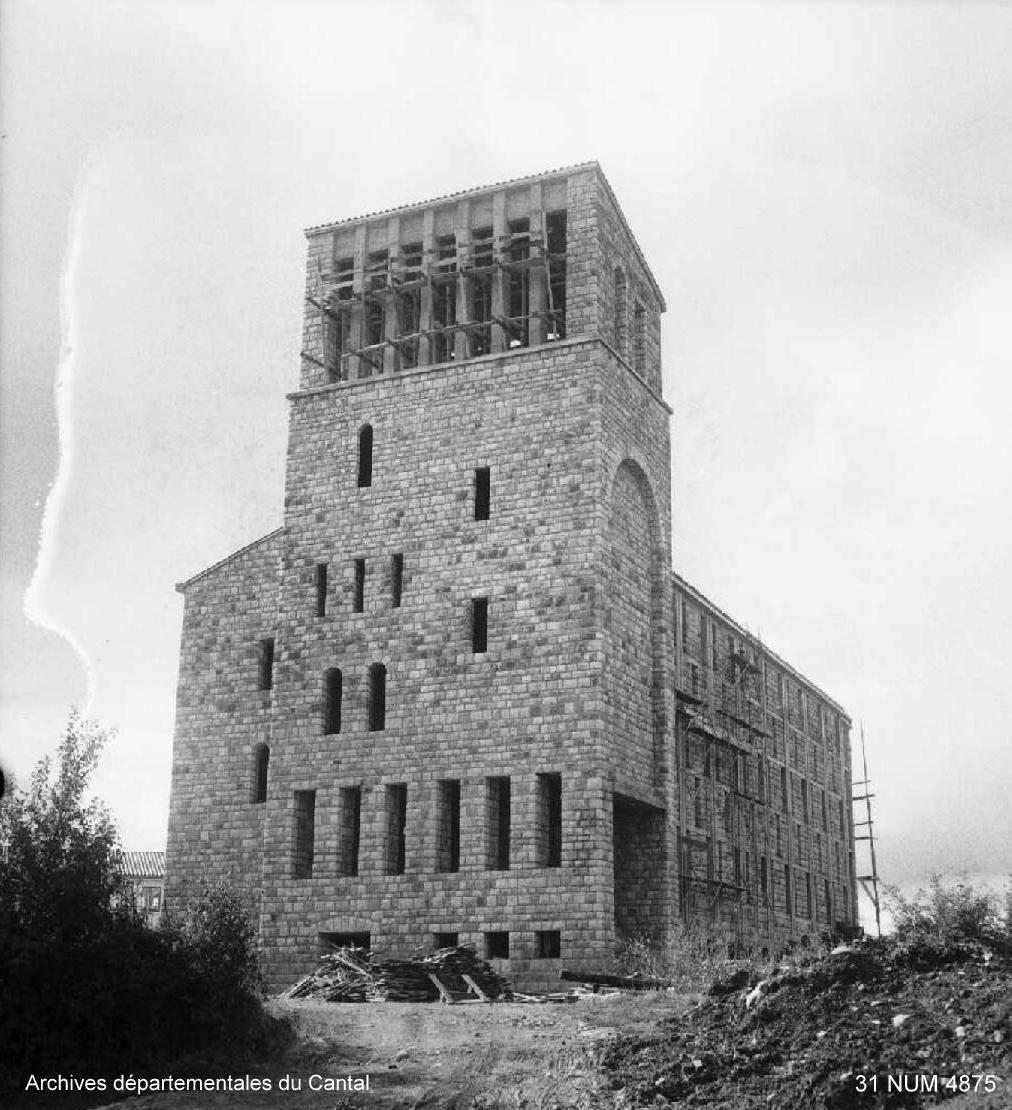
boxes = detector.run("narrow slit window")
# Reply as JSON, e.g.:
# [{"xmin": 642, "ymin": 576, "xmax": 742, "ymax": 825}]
[
  {"xmin": 338, "ymin": 786, "xmax": 361, "ymax": 876},
  {"xmin": 354, "ymin": 558, "xmax": 365, "ymax": 612},
  {"xmin": 292, "ymin": 790, "xmax": 316, "ymax": 879},
  {"xmin": 633, "ymin": 302, "xmax": 646, "ymax": 374},
  {"xmin": 437, "ymin": 779, "xmax": 461, "ymax": 873},
  {"xmin": 385, "ymin": 784, "xmax": 407, "ymax": 875},
  {"xmin": 257, "ymin": 638, "xmax": 275, "ymax": 690},
  {"xmin": 315, "ymin": 563, "xmax": 328, "ymax": 617},
  {"xmin": 614, "ymin": 268, "xmax": 627, "ymax": 354},
  {"xmin": 391, "ymin": 553, "xmax": 403, "ymax": 608},
  {"xmin": 324, "ymin": 668, "xmax": 342, "ymax": 734},
  {"xmin": 368, "ymin": 662, "xmax": 386, "ymax": 731},
  {"xmin": 357, "ymin": 425, "xmax": 373, "ymax": 487},
  {"xmin": 251, "ymin": 743, "xmax": 269, "ymax": 804},
  {"xmin": 506, "ymin": 218, "xmax": 530, "ymax": 348},
  {"xmin": 474, "ymin": 467, "xmax": 490, "ymax": 521},
  {"xmin": 472, "ymin": 597, "xmax": 488, "ymax": 654},
  {"xmin": 545, "ymin": 209, "xmax": 567, "ymax": 340},
  {"xmin": 537, "ymin": 773, "xmax": 562, "ymax": 868},
  {"xmin": 486, "ymin": 776, "xmax": 510, "ymax": 871}
]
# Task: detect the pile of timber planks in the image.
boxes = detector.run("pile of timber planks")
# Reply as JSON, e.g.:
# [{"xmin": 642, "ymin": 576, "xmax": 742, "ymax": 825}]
[
  {"xmin": 421, "ymin": 945, "xmax": 512, "ymax": 1000},
  {"xmin": 284, "ymin": 945, "xmax": 512, "ymax": 1003},
  {"xmin": 286, "ymin": 947, "xmax": 372, "ymax": 1002}
]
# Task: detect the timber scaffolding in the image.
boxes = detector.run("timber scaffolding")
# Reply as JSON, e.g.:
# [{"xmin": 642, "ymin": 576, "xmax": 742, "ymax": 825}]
[
  {"xmin": 674, "ymin": 630, "xmax": 852, "ymax": 954},
  {"xmin": 852, "ymin": 724, "xmax": 882, "ymax": 937},
  {"xmin": 302, "ymin": 211, "xmax": 569, "ymax": 382},
  {"xmin": 675, "ymin": 633, "xmax": 772, "ymax": 955}
]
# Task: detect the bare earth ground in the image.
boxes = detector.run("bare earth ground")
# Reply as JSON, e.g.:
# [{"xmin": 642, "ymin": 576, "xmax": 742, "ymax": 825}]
[
  {"xmin": 87, "ymin": 992, "xmax": 687, "ymax": 1110},
  {"xmin": 79, "ymin": 940, "xmax": 1012, "ymax": 1110}
]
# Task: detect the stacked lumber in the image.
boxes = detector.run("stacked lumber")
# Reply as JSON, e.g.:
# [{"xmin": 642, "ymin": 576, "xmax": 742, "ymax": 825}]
[
  {"xmin": 283, "ymin": 945, "xmax": 512, "ymax": 1003},
  {"xmin": 421, "ymin": 945, "xmax": 512, "ymax": 1000},
  {"xmin": 286, "ymin": 947, "xmax": 372, "ymax": 1002},
  {"xmin": 370, "ymin": 958, "xmax": 439, "ymax": 1002}
]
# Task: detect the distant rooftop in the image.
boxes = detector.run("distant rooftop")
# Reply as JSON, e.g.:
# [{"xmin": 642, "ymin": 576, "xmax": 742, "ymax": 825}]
[{"xmin": 117, "ymin": 851, "xmax": 165, "ymax": 879}]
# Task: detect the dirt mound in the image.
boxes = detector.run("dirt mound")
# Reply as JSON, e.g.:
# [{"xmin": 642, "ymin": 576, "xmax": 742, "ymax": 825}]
[{"xmin": 602, "ymin": 936, "xmax": 1011, "ymax": 1108}]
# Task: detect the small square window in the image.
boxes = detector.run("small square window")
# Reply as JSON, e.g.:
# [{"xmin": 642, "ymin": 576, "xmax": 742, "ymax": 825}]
[
  {"xmin": 484, "ymin": 931, "xmax": 509, "ymax": 959},
  {"xmin": 535, "ymin": 930, "xmax": 560, "ymax": 959}
]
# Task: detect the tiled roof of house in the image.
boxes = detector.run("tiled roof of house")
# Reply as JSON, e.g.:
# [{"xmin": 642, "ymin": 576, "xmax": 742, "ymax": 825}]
[{"xmin": 117, "ymin": 851, "xmax": 166, "ymax": 879}]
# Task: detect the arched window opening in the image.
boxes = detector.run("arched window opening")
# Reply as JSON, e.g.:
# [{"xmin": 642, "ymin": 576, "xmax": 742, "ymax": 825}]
[
  {"xmin": 357, "ymin": 424, "xmax": 373, "ymax": 488},
  {"xmin": 324, "ymin": 668, "xmax": 343, "ymax": 734},
  {"xmin": 368, "ymin": 662, "xmax": 387, "ymax": 732},
  {"xmin": 251, "ymin": 743, "xmax": 269, "ymax": 804}
]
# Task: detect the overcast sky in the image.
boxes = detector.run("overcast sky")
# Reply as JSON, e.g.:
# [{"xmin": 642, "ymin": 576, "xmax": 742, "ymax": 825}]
[{"xmin": 2, "ymin": 1, "xmax": 1011, "ymax": 931}]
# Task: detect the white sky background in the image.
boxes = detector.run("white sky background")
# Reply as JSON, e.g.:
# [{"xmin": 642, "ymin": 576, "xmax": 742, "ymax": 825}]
[{"xmin": 2, "ymin": 1, "xmax": 1011, "ymax": 932}]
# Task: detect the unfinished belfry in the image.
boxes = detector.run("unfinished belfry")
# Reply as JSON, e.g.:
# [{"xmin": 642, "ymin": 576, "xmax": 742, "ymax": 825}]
[{"xmin": 165, "ymin": 163, "xmax": 858, "ymax": 990}]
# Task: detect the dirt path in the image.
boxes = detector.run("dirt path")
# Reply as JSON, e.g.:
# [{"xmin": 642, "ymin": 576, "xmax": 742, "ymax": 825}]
[{"xmin": 87, "ymin": 992, "xmax": 690, "ymax": 1110}]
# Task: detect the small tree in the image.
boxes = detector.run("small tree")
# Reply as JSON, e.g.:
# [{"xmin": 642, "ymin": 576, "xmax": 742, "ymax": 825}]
[
  {"xmin": 0, "ymin": 712, "xmax": 128, "ymax": 938},
  {"xmin": 171, "ymin": 882, "xmax": 265, "ymax": 1043},
  {"xmin": 884, "ymin": 875, "xmax": 1011, "ymax": 964},
  {"xmin": 0, "ymin": 713, "xmax": 140, "ymax": 1083},
  {"xmin": 0, "ymin": 713, "xmax": 281, "ymax": 1097}
]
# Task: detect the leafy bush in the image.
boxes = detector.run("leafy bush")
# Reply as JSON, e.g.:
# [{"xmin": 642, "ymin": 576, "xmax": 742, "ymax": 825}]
[
  {"xmin": 0, "ymin": 714, "xmax": 283, "ymax": 1099},
  {"xmin": 884, "ymin": 875, "xmax": 1011, "ymax": 966},
  {"xmin": 614, "ymin": 930, "xmax": 761, "ymax": 993}
]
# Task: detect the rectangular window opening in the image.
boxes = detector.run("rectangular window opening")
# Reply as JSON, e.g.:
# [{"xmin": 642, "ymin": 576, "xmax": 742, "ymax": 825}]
[
  {"xmin": 258, "ymin": 637, "xmax": 275, "ymax": 690},
  {"xmin": 484, "ymin": 931, "xmax": 509, "ymax": 960},
  {"xmin": 633, "ymin": 302, "xmax": 646, "ymax": 374},
  {"xmin": 545, "ymin": 210, "xmax": 567, "ymax": 341},
  {"xmin": 537, "ymin": 773, "xmax": 562, "ymax": 868},
  {"xmin": 385, "ymin": 784, "xmax": 407, "ymax": 875},
  {"xmin": 486, "ymin": 776, "xmax": 511, "ymax": 871},
  {"xmin": 536, "ymin": 930, "xmax": 561, "ymax": 959},
  {"xmin": 315, "ymin": 564, "xmax": 328, "ymax": 617},
  {"xmin": 338, "ymin": 786, "xmax": 362, "ymax": 877},
  {"xmin": 292, "ymin": 790, "xmax": 316, "ymax": 879},
  {"xmin": 354, "ymin": 558, "xmax": 365, "ymax": 613},
  {"xmin": 391, "ymin": 553, "xmax": 404, "ymax": 608},
  {"xmin": 472, "ymin": 596, "xmax": 488, "ymax": 653},
  {"xmin": 469, "ymin": 260, "xmax": 493, "ymax": 358},
  {"xmin": 320, "ymin": 931, "xmax": 370, "ymax": 953},
  {"xmin": 433, "ymin": 932, "xmax": 458, "ymax": 950},
  {"xmin": 437, "ymin": 779, "xmax": 461, "ymax": 874},
  {"xmin": 474, "ymin": 467, "xmax": 490, "ymax": 521},
  {"xmin": 506, "ymin": 218, "xmax": 530, "ymax": 348}
]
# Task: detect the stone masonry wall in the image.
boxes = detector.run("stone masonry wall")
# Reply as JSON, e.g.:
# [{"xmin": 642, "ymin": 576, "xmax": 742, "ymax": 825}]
[
  {"xmin": 260, "ymin": 339, "xmax": 628, "ymax": 989},
  {"xmin": 673, "ymin": 576, "xmax": 857, "ymax": 953},
  {"xmin": 165, "ymin": 529, "xmax": 284, "ymax": 916}
]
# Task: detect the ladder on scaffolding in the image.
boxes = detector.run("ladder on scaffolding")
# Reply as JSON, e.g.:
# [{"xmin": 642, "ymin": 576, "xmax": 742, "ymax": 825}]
[{"xmin": 852, "ymin": 724, "xmax": 882, "ymax": 937}]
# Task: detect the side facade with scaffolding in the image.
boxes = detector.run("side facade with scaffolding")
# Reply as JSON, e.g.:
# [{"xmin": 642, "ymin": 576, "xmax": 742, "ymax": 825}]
[{"xmin": 672, "ymin": 574, "xmax": 860, "ymax": 954}]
